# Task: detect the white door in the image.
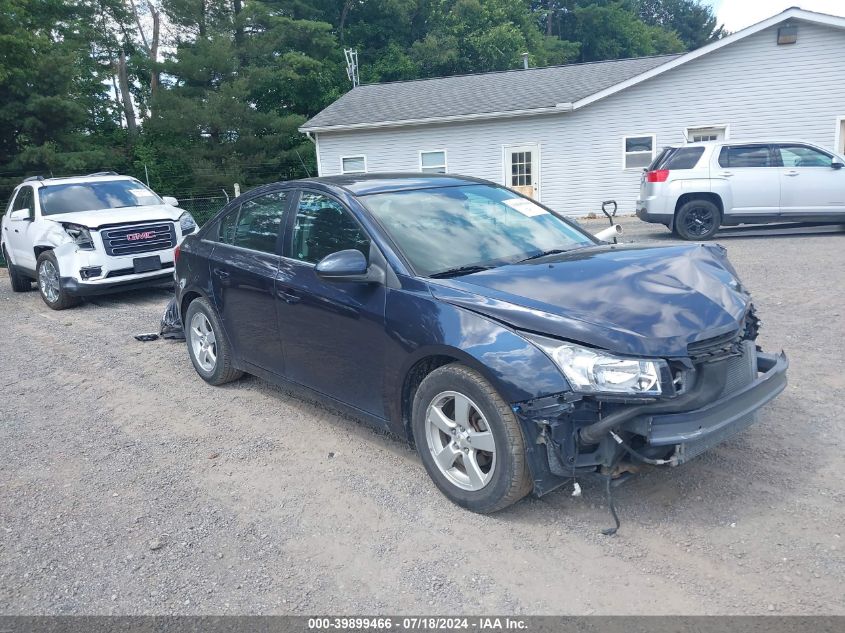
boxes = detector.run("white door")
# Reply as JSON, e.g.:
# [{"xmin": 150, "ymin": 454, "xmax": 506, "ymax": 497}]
[
  {"xmin": 774, "ymin": 143, "xmax": 845, "ymax": 217},
  {"xmin": 2, "ymin": 186, "xmax": 37, "ymax": 269},
  {"xmin": 839, "ymin": 118, "xmax": 845, "ymax": 154},
  {"xmin": 714, "ymin": 144, "xmax": 780, "ymax": 216},
  {"xmin": 503, "ymin": 144, "xmax": 540, "ymax": 199}
]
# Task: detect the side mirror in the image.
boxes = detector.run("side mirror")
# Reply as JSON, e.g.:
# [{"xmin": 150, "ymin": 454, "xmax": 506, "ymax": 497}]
[
  {"xmin": 831, "ymin": 159, "xmax": 844, "ymax": 170},
  {"xmin": 9, "ymin": 209, "xmax": 31, "ymax": 222},
  {"xmin": 315, "ymin": 249, "xmax": 384, "ymax": 283},
  {"xmin": 162, "ymin": 196, "xmax": 179, "ymax": 206}
]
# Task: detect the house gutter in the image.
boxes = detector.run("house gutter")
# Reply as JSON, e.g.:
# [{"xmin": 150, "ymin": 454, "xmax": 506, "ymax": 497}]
[{"xmin": 299, "ymin": 102, "xmax": 574, "ymax": 134}]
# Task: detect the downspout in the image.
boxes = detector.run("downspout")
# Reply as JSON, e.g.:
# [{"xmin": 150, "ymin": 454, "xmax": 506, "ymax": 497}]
[{"xmin": 304, "ymin": 131, "xmax": 322, "ymax": 176}]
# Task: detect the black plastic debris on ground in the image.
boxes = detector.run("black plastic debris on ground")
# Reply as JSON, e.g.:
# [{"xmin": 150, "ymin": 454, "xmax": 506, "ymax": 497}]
[{"xmin": 160, "ymin": 296, "xmax": 185, "ymax": 340}]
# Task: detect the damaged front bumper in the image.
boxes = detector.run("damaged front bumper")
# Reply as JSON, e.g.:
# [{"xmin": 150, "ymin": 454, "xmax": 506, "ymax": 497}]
[{"xmin": 514, "ymin": 343, "xmax": 788, "ymax": 497}]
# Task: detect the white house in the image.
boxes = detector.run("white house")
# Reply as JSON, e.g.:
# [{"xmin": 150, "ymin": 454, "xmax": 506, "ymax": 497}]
[{"xmin": 300, "ymin": 7, "xmax": 845, "ymax": 216}]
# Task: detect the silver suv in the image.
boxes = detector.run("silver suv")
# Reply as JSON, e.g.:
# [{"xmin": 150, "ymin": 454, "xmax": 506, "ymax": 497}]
[{"xmin": 636, "ymin": 141, "xmax": 845, "ymax": 240}]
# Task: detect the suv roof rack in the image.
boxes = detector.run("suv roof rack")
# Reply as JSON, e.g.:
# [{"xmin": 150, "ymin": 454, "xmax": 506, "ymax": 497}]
[
  {"xmin": 23, "ymin": 175, "xmax": 45, "ymax": 182},
  {"xmin": 87, "ymin": 171, "xmax": 119, "ymax": 176}
]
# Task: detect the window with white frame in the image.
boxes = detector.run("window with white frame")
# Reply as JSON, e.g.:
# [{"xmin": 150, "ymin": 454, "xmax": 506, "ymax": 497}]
[
  {"xmin": 623, "ymin": 135, "xmax": 655, "ymax": 169},
  {"xmin": 419, "ymin": 150, "xmax": 447, "ymax": 174},
  {"xmin": 341, "ymin": 156, "xmax": 367, "ymax": 174},
  {"xmin": 686, "ymin": 125, "xmax": 727, "ymax": 143}
]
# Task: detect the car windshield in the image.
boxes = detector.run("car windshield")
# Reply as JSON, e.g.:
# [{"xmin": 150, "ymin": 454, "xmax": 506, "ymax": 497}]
[
  {"xmin": 362, "ymin": 184, "xmax": 594, "ymax": 277},
  {"xmin": 38, "ymin": 180, "xmax": 162, "ymax": 215}
]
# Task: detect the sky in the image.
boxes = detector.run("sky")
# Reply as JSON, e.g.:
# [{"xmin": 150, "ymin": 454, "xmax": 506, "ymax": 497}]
[{"xmin": 706, "ymin": 0, "xmax": 845, "ymax": 31}]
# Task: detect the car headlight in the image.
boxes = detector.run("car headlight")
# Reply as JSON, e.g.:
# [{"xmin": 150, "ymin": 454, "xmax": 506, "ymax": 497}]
[
  {"xmin": 524, "ymin": 334, "xmax": 665, "ymax": 396},
  {"xmin": 62, "ymin": 223, "xmax": 95, "ymax": 250},
  {"xmin": 178, "ymin": 211, "xmax": 196, "ymax": 232}
]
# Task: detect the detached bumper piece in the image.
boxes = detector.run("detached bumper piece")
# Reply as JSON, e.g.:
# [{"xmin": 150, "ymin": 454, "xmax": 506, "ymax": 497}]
[{"xmin": 646, "ymin": 348, "xmax": 788, "ymax": 463}]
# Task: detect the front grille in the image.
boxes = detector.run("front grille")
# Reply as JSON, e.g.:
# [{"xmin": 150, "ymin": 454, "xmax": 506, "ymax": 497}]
[
  {"xmin": 675, "ymin": 341, "xmax": 758, "ymax": 463},
  {"xmin": 101, "ymin": 223, "xmax": 176, "ymax": 257},
  {"xmin": 105, "ymin": 261, "xmax": 174, "ymax": 278},
  {"xmin": 687, "ymin": 329, "xmax": 743, "ymax": 363}
]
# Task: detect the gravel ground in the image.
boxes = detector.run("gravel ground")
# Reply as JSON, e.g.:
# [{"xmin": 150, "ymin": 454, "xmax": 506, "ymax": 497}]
[{"xmin": 0, "ymin": 216, "xmax": 843, "ymax": 615}]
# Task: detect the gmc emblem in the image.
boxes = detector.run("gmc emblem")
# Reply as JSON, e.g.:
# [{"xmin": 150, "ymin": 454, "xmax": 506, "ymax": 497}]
[{"xmin": 126, "ymin": 231, "xmax": 156, "ymax": 241}]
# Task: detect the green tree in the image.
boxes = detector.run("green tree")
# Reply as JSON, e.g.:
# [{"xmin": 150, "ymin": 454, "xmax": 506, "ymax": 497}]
[{"xmin": 636, "ymin": 0, "xmax": 725, "ymax": 49}]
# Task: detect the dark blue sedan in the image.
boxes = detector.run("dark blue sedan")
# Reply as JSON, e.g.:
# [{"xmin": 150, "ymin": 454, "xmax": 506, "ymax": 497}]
[{"xmin": 174, "ymin": 174, "xmax": 787, "ymax": 513}]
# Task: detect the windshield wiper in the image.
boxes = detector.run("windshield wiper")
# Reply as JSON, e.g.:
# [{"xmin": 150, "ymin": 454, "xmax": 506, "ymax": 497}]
[
  {"xmin": 516, "ymin": 248, "xmax": 571, "ymax": 263},
  {"xmin": 429, "ymin": 265, "xmax": 493, "ymax": 279}
]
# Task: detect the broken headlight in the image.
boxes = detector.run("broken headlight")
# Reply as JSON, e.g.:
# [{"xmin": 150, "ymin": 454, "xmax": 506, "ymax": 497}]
[
  {"xmin": 178, "ymin": 211, "xmax": 196, "ymax": 233},
  {"xmin": 524, "ymin": 334, "xmax": 665, "ymax": 396},
  {"xmin": 62, "ymin": 223, "xmax": 95, "ymax": 250}
]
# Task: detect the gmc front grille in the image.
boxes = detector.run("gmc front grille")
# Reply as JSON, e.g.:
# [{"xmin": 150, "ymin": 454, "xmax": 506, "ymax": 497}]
[{"xmin": 101, "ymin": 223, "xmax": 176, "ymax": 257}]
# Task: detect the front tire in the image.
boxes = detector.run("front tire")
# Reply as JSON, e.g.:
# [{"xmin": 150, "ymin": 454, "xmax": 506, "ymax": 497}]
[
  {"xmin": 185, "ymin": 297, "xmax": 243, "ymax": 385},
  {"xmin": 412, "ymin": 364, "xmax": 532, "ymax": 513},
  {"xmin": 675, "ymin": 199, "xmax": 721, "ymax": 240},
  {"xmin": 36, "ymin": 251, "xmax": 80, "ymax": 309},
  {"xmin": 3, "ymin": 246, "xmax": 31, "ymax": 292}
]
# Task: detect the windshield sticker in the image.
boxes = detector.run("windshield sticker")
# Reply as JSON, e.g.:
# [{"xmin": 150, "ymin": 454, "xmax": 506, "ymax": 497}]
[
  {"xmin": 503, "ymin": 198, "xmax": 547, "ymax": 217},
  {"xmin": 129, "ymin": 188, "xmax": 153, "ymax": 197}
]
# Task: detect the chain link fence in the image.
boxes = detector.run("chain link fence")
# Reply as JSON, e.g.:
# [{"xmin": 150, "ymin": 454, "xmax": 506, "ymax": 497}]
[{"xmin": 176, "ymin": 195, "xmax": 230, "ymax": 226}]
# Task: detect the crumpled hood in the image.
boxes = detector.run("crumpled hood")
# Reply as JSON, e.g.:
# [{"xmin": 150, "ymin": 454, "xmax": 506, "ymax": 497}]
[
  {"xmin": 429, "ymin": 242, "xmax": 752, "ymax": 358},
  {"xmin": 45, "ymin": 205, "xmax": 183, "ymax": 229}
]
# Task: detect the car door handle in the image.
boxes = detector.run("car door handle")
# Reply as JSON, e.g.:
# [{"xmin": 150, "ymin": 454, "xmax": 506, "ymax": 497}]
[
  {"xmin": 785, "ymin": 170, "xmax": 800, "ymax": 177},
  {"xmin": 719, "ymin": 171, "xmax": 733, "ymax": 177},
  {"xmin": 213, "ymin": 268, "xmax": 230, "ymax": 280},
  {"xmin": 276, "ymin": 289, "xmax": 301, "ymax": 304}
]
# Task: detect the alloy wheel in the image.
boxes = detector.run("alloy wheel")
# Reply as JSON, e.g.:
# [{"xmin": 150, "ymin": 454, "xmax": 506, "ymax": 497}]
[
  {"xmin": 38, "ymin": 260, "xmax": 60, "ymax": 303},
  {"xmin": 424, "ymin": 391, "xmax": 496, "ymax": 491},
  {"xmin": 190, "ymin": 312, "xmax": 218, "ymax": 372},
  {"xmin": 683, "ymin": 206, "xmax": 716, "ymax": 237}
]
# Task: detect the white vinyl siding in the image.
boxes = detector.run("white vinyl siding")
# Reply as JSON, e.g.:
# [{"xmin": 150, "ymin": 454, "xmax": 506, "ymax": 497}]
[
  {"xmin": 316, "ymin": 20, "xmax": 845, "ymax": 216},
  {"xmin": 419, "ymin": 150, "xmax": 447, "ymax": 173},
  {"xmin": 340, "ymin": 156, "xmax": 367, "ymax": 174}
]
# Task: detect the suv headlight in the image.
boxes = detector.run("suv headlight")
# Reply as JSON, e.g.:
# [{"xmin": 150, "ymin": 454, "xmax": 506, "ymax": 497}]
[
  {"xmin": 62, "ymin": 223, "xmax": 95, "ymax": 250},
  {"xmin": 178, "ymin": 211, "xmax": 196, "ymax": 232},
  {"xmin": 524, "ymin": 334, "xmax": 665, "ymax": 396}
]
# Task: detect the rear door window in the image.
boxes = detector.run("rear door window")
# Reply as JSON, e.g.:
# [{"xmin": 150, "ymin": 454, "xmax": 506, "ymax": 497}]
[
  {"xmin": 718, "ymin": 145, "xmax": 772, "ymax": 168},
  {"xmin": 654, "ymin": 147, "xmax": 706, "ymax": 170},
  {"xmin": 231, "ymin": 191, "xmax": 287, "ymax": 253}
]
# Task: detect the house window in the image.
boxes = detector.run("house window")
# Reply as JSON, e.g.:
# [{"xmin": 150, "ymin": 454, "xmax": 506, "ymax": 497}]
[
  {"xmin": 341, "ymin": 156, "xmax": 367, "ymax": 174},
  {"xmin": 511, "ymin": 151, "xmax": 533, "ymax": 186},
  {"xmin": 420, "ymin": 150, "xmax": 447, "ymax": 174},
  {"xmin": 623, "ymin": 135, "xmax": 655, "ymax": 169},
  {"xmin": 686, "ymin": 125, "xmax": 728, "ymax": 143}
]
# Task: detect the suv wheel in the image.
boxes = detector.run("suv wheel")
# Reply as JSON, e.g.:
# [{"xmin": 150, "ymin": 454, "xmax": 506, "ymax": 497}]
[
  {"xmin": 3, "ymin": 246, "xmax": 31, "ymax": 292},
  {"xmin": 185, "ymin": 297, "xmax": 243, "ymax": 385},
  {"xmin": 36, "ymin": 251, "xmax": 80, "ymax": 309},
  {"xmin": 675, "ymin": 199, "xmax": 720, "ymax": 240},
  {"xmin": 412, "ymin": 364, "xmax": 532, "ymax": 513}
]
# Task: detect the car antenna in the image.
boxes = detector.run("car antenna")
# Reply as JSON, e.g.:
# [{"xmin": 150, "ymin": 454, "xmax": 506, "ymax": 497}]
[{"xmin": 295, "ymin": 150, "xmax": 312, "ymax": 178}]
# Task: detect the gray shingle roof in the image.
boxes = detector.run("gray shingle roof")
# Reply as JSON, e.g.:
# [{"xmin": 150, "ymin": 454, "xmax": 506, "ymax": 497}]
[{"xmin": 302, "ymin": 54, "xmax": 680, "ymax": 131}]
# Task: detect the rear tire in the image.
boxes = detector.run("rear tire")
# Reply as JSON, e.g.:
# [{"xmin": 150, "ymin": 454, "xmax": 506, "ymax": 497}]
[
  {"xmin": 3, "ymin": 246, "xmax": 31, "ymax": 292},
  {"xmin": 185, "ymin": 297, "xmax": 243, "ymax": 386},
  {"xmin": 412, "ymin": 363, "xmax": 532, "ymax": 513},
  {"xmin": 675, "ymin": 199, "xmax": 721, "ymax": 241},
  {"xmin": 36, "ymin": 251, "xmax": 80, "ymax": 309}
]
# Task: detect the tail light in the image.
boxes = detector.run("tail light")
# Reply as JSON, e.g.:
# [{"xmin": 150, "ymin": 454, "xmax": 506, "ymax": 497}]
[
  {"xmin": 646, "ymin": 169, "xmax": 670, "ymax": 183},
  {"xmin": 174, "ymin": 244, "xmax": 181, "ymax": 264}
]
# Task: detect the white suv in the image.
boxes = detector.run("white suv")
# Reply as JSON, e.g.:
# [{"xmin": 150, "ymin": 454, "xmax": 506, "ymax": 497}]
[
  {"xmin": 636, "ymin": 141, "xmax": 845, "ymax": 240},
  {"xmin": 1, "ymin": 173, "xmax": 196, "ymax": 309}
]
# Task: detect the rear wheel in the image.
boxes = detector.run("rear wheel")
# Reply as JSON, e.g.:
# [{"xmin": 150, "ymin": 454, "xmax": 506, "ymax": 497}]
[
  {"xmin": 412, "ymin": 364, "xmax": 532, "ymax": 513},
  {"xmin": 36, "ymin": 251, "xmax": 80, "ymax": 309},
  {"xmin": 675, "ymin": 199, "xmax": 720, "ymax": 240},
  {"xmin": 3, "ymin": 246, "xmax": 31, "ymax": 292},
  {"xmin": 185, "ymin": 297, "xmax": 243, "ymax": 385}
]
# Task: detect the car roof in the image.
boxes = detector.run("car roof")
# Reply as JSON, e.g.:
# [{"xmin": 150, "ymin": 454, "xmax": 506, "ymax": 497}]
[
  {"xmin": 19, "ymin": 174, "xmax": 138, "ymax": 188},
  {"xmin": 298, "ymin": 173, "xmax": 493, "ymax": 196},
  {"xmin": 666, "ymin": 139, "xmax": 822, "ymax": 149}
]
